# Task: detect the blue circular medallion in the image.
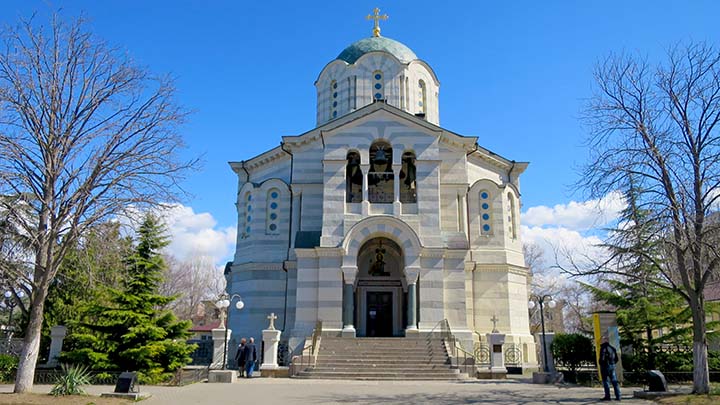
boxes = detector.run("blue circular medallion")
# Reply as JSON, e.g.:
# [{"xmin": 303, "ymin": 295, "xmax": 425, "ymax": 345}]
[
  {"xmin": 246, "ymin": 226, "xmax": 251, "ymax": 233},
  {"xmin": 375, "ymin": 83, "xmax": 382, "ymax": 89},
  {"xmin": 270, "ymin": 202, "xmax": 278, "ymax": 209},
  {"xmin": 269, "ymin": 224, "xmax": 277, "ymax": 231},
  {"xmin": 333, "ymin": 111, "xmax": 337, "ymax": 117},
  {"xmin": 483, "ymin": 224, "xmax": 491, "ymax": 232},
  {"xmin": 481, "ymin": 192, "xmax": 488, "ymax": 199},
  {"xmin": 482, "ymin": 203, "xmax": 489, "ymax": 210},
  {"xmin": 333, "ymin": 82, "xmax": 337, "ymax": 89},
  {"xmin": 375, "ymin": 93, "xmax": 382, "ymax": 99},
  {"xmin": 270, "ymin": 213, "xmax": 277, "ymax": 220},
  {"xmin": 375, "ymin": 73, "xmax": 382, "ymax": 80},
  {"xmin": 482, "ymin": 213, "xmax": 490, "ymax": 220},
  {"xmin": 333, "ymin": 92, "xmax": 337, "ymax": 98},
  {"xmin": 247, "ymin": 205, "xmax": 252, "ymax": 212},
  {"xmin": 271, "ymin": 191, "xmax": 278, "ymax": 199}
]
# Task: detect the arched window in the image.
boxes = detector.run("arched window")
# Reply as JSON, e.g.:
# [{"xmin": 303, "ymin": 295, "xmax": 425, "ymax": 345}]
[
  {"xmin": 507, "ymin": 192, "xmax": 517, "ymax": 239},
  {"xmin": 243, "ymin": 192, "xmax": 253, "ymax": 238},
  {"xmin": 266, "ymin": 188, "xmax": 280, "ymax": 234},
  {"xmin": 479, "ymin": 190, "xmax": 492, "ymax": 236},
  {"xmin": 369, "ymin": 141, "xmax": 393, "ymax": 203},
  {"xmin": 400, "ymin": 151, "xmax": 417, "ymax": 203},
  {"xmin": 373, "ymin": 70, "xmax": 384, "ymax": 101},
  {"xmin": 418, "ymin": 80, "xmax": 427, "ymax": 115},
  {"xmin": 330, "ymin": 80, "xmax": 338, "ymax": 120},
  {"xmin": 346, "ymin": 151, "xmax": 363, "ymax": 203}
]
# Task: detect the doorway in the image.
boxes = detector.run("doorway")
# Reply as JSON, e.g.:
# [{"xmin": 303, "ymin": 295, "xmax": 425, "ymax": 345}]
[{"xmin": 366, "ymin": 291, "xmax": 393, "ymax": 337}]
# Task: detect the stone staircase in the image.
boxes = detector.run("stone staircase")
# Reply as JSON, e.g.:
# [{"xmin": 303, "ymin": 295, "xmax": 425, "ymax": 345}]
[{"xmin": 292, "ymin": 337, "xmax": 466, "ymax": 380}]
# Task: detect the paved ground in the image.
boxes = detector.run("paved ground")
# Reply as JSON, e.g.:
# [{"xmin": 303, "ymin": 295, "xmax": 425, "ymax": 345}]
[{"xmin": 2, "ymin": 379, "xmax": 659, "ymax": 405}]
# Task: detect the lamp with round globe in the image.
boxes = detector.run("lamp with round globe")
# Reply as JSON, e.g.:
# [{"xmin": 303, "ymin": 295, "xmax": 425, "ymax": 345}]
[
  {"xmin": 215, "ymin": 293, "xmax": 244, "ymax": 370},
  {"xmin": 528, "ymin": 294, "xmax": 556, "ymax": 373}
]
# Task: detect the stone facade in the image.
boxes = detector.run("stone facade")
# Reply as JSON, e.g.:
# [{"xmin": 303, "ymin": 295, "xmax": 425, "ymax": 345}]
[{"xmin": 227, "ymin": 32, "xmax": 537, "ymax": 368}]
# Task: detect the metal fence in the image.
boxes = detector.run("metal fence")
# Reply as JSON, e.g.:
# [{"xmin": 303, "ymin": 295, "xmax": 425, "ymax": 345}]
[{"xmin": 188, "ymin": 339, "xmax": 212, "ymax": 365}]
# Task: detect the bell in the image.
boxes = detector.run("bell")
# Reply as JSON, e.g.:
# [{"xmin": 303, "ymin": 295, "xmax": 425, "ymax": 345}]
[{"xmin": 374, "ymin": 148, "xmax": 388, "ymax": 165}]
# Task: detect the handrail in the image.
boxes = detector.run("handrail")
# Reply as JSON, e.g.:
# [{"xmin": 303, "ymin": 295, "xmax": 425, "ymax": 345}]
[
  {"xmin": 289, "ymin": 320, "xmax": 323, "ymax": 377},
  {"xmin": 428, "ymin": 318, "xmax": 477, "ymax": 377}
]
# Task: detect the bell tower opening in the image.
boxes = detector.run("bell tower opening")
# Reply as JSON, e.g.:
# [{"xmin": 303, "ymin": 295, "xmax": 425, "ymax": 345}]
[{"xmin": 355, "ymin": 237, "xmax": 407, "ymax": 337}]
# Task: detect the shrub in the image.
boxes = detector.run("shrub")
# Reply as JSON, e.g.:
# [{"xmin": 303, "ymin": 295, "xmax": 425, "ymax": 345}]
[
  {"xmin": 50, "ymin": 364, "xmax": 92, "ymax": 396},
  {"xmin": 551, "ymin": 333, "xmax": 595, "ymax": 383},
  {"xmin": 0, "ymin": 354, "xmax": 18, "ymax": 383}
]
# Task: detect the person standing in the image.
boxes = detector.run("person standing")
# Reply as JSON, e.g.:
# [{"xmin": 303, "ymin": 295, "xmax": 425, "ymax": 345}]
[
  {"xmin": 235, "ymin": 338, "xmax": 247, "ymax": 377},
  {"xmin": 242, "ymin": 337, "xmax": 258, "ymax": 378},
  {"xmin": 599, "ymin": 336, "xmax": 621, "ymax": 401}
]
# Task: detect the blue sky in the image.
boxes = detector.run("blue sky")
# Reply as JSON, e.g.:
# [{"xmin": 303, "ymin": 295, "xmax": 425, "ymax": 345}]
[{"xmin": 3, "ymin": 1, "xmax": 719, "ymax": 266}]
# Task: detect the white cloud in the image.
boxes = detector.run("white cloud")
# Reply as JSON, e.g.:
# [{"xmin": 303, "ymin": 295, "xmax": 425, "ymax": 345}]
[
  {"xmin": 522, "ymin": 191, "xmax": 626, "ymax": 231},
  {"xmin": 156, "ymin": 204, "xmax": 236, "ymax": 267},
  {"xmin": 522, "ymin": 225, "xmax": 607, "ymax": 270}
]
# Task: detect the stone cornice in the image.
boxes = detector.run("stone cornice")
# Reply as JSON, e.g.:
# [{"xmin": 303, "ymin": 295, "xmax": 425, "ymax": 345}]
[
  {"xmin": 473, "ymin": 263, "xmax": 529, "ymax": 276},
  {"xmin": 231, "ymin": 262, "xmax": 285, "ymax": 271},
  {"xmin": 315, "ymin": 247, "xmax": 344, "ymax": 257},
  {"xmin": 294, "ymin": 249, "xmax": 318, "ymax": 258}
]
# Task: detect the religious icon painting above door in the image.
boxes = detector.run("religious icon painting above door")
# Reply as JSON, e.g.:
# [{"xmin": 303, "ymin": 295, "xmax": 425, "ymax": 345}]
[{"xmin": 366, "ymin": 291, "xmax": 393, "ymax": 337}]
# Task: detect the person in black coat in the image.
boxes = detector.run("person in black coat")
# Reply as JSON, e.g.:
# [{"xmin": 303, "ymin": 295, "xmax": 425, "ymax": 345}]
[
  {"xmin": 242, "ymin": 337, "xmax": 258, "ymax": 378},
  {"xmin": 234, "ymin": 338, "xmax": 247, "ymax": 377},
  {"xmin": 598, "ymin": 336, "xmax": 621, "ymax": 401}
]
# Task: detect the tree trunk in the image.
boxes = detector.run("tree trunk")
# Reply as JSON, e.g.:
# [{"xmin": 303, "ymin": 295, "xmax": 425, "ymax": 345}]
[
  {"xmin": 691, "ymin": 295, "xmax": 710, "ymax": 394},
  {"xmin": 13, "ymin": 283, "xmax": 49, "ymax": 393}
]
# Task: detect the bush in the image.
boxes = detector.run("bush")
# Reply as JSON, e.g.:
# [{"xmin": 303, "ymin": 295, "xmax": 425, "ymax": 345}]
[
  {"xmin": 551, "ymin": 333, "xmax": 595, "ymax": 383},
  {"xmin": 50, "ymin": 364, "xmax": 92, "ymax": 396},
  {"xmin": 0, "ymin": 354, "xmax": 18, "ymax": 383}
]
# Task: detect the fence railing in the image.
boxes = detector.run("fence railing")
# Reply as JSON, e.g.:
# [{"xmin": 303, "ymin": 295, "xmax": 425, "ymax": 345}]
[{"xmin": 289, "ymin": 320, "xmax": 323, "ymax": 377}]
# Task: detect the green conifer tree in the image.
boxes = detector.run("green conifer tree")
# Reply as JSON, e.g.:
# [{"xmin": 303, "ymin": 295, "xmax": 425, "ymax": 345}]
[{"xmin": 62, "ymin": 215, "xmax": 196, "ymax": 382}]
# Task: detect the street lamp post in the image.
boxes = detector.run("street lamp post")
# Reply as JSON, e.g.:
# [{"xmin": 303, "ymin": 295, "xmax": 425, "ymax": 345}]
[
  {"xmin": 529, "ymin": 294, "xmax": 556, "ymax": 373},
  {"xmin": 3, "ymin": 292, "xmax": 17, "ymax": 329},
  {"xmin": 215, "ymin": 293, "xmax": 244, "ymax": 370}
]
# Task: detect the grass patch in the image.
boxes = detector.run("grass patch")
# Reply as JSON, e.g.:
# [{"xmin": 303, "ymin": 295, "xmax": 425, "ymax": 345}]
[{"xmin": 656, "ymin": 384, "xmax": 720, "ymax": 405}]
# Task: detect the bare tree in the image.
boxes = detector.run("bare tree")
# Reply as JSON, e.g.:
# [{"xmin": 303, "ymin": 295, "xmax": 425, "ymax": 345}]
[
  {"xmin": 0, "ymin": 15, "xmax": 195, "ymax": 392},
  {"xmin": 572, "ymin": 43, "xmax": 720, "ymax": 394},
  {"xmin": 160, "ymin": 254, "xmax": 225, "ymax": 320}
]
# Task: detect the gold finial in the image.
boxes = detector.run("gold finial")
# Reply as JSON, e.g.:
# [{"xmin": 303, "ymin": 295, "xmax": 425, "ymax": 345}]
[{"xmin": 366, "ymin": 7, "xmax": 388, "ymax": 37}]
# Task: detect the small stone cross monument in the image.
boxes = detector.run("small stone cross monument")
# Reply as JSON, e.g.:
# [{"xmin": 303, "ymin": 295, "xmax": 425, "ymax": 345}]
[
  {"xmin": 267, "ymin": 312, "xmax": 277, "ymax": 330},
  {"xmin": 261, "ymin": 312, "xmax": 282, "ymax": 372},
  {"xmin": 490, "ymin": 314, "xmax": 499, "ymax": 333}
]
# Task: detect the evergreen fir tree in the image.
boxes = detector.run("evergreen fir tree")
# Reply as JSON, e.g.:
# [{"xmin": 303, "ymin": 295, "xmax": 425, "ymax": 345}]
[{"xmin": 62, "ymin": 214, "xmax": 196, "ymax": 382}]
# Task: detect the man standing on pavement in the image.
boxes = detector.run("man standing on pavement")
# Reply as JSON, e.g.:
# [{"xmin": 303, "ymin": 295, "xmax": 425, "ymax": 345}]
[
  {"xmin": 243, "ymin": 337, "xmax": 258, "ymax": 378},
  {"xmin": 599, "ymin": 335, "xmax": 621, "ymax": 401}
]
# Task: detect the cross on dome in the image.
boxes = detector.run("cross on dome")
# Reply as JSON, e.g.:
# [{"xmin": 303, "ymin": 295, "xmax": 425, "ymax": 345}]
[{"xmin": 366, "ymin": 7, "xmax": 388, "ymax": 37}]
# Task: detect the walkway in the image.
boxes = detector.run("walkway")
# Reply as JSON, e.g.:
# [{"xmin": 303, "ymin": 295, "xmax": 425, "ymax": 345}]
[{"xmin": 3, "ymin": 379, "xmax": 658, "ymax": 404}]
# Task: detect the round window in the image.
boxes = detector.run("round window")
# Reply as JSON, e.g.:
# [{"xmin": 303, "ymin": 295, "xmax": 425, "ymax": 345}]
[
  {"xmin": 270, "ymin": 202, "xmax": 278, "ymax": 209},
  {"xmin": 269, "ymin": 224, "xmax": 277, "ymax": 231},
  {"xmin": 375, "ymin": 93, "xmax": 382, "ymax": 99},
  {"xmin": 270, "ymin": 213, "xmax": 277, "ymax": 220},
  {"xmin": 482, "ymin": 213, "xmax": 490, "ymax": 220},
  {"xmin": 375, "ymin": 73, "xmax": 382, "ymax": 80},
  {"xmin": 271, "ymin": 191, "xmax": 278, "ymax": 199},
  {"xmin": 481, "ymin": 192, "xmax": 489, "ymax": 199},
  {"xmin": 375, "ymin": 83, "xmax": 382, "ymax": 89},
  {"xmin": 247, "ymin": 205, "xmax": 252, "ymax": 212},
  {"xmin": 483, "ymin": 224, "xmax": 491, "ymax": 232},
  {"xmin": 482, "ymin": 203, "xmax": 489, "ymax": 210}
]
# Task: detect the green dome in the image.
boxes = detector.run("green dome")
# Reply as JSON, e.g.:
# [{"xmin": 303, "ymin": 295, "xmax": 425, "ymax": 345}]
[{"xmin": 337, "ymin": 36, "xmax": 418, "ymax": 64}]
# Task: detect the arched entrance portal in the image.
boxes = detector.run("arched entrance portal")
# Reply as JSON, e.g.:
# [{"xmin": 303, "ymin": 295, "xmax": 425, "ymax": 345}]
[{"xmin": 355, "ymin": 237, "xmax": 407, "ymax": 337}]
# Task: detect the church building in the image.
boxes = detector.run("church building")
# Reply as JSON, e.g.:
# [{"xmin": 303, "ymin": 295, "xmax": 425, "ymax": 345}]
[{"xmin": 227, "ymin": 10, "xmax": 536, "ymax": 366}]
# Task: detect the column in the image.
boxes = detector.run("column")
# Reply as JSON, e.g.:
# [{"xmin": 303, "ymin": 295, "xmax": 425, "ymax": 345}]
[
  {"xmin": 341, "ymin": 266, "xmax": 357, "ymax": 337},
  {"xmin": 407, "ymin": 283, "xmax": 417, "ymax": 330},
  {"xmin": 459, "ymin": 191, "xmax": 467, "ymax": 235},
  {"xmin": 361, "ymin": 164, "xmax": 370, "ymax": 216},
  {"xmin": 392, "ymin": 163, "xmax": 402, "ymax": 216},
  {"xmin": 405, "ymin": 266, "xmax": 420, "ymax": 335},
  {"xmin": 45, "ymin": 325, "xmax": 67, "ymax": 367}
]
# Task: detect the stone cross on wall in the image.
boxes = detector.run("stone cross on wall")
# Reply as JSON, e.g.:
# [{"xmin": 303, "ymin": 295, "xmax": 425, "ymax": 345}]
[
  {"xmin": 491, "ymin": 314, "xmax": 499, "ymax": 333},
  {"xmin": 267, "ymin": 313, "xmax": 278, "ymax": 330}
]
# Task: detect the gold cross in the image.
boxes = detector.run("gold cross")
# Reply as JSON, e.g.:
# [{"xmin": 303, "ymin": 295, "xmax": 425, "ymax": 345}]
[
  {"xmin": 366, "ymin": 7, "xmax": 388, "ymax": 37},
  {"xmin": 267, "ymin": 312, "xmax": 278, "ymax": 330}
]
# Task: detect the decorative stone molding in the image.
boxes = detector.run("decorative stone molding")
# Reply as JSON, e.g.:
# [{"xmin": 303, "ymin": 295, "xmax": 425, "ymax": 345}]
[
  {"xmin": 294, "ymin": 248, "xmax": 318, "ymax": 258},
  {"xmin": 405, "ymin": 266, "xmax": 420, "ymax": 283},
  {"xmin": 342, "ymin": 215, "xmax": 422, "ymax": 268},
  {"xmin": 420, "ymin": 248, "xmax": 445, "ymax": 258},
  {"xmin": 231, "ymin": 262, "xmax": 285, "ymax": 271},
  {"xmin": 315, "ymin": 247, "xmax": 344, "ymax": 257},
  {"xmin": 341, "ymin": 266, "xmax": 358, "ymax": 284}
]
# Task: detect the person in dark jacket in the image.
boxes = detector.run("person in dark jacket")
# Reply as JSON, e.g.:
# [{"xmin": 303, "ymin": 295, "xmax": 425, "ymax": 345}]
[
  {"xmin": 599, "ymin": 336, "xmax": 621, "ymax": 401},
  {"xmin": 235, "ymin": 338, "xmax": 247, "ymax": 377},
  {"xmin": 242, "ymin": 337, "xmax": 258, "ymax": 378}
]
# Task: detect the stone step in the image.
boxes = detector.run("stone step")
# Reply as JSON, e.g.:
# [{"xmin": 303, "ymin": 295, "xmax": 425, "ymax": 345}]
[
  {"xmin": 295, "ymin": 372, "xmax": 465, "ymax": 380},
  {"xmin": 316, "ymin": 358, "xmax": 447, "ymax": 364},
  {"xmin": 312, "ymin": 365, "xmax": 454, "ymax": 371}
]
